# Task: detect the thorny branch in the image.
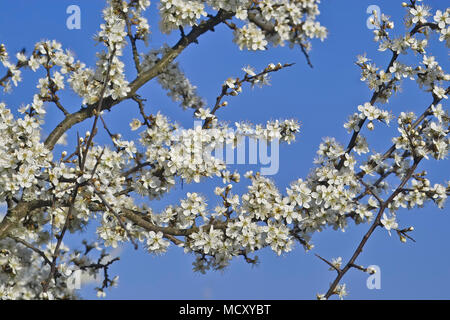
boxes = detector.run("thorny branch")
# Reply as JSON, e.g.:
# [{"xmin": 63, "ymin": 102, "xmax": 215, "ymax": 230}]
[{"xmin": 322, "ymin": 157, "xmax": 421, "ymax": 299}]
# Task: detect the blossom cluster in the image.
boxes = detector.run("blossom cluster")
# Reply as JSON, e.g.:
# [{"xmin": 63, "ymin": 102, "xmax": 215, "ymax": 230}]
[
  {"xmin": 141, "ymin": 46, "xmax": 206, "ymax": 110},
  {"xmin": 0, "ymin": 0, "xmax": 448, "ymax": 300},
  {"xmin": 157, "ymin": 0, "xmax": 327, "ymax": 52}
]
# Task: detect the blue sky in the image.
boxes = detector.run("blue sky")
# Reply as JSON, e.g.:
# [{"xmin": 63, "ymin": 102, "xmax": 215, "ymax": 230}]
[{"xmin": 0, "ymin": 0, "xmax": 449, "ymax": 299}]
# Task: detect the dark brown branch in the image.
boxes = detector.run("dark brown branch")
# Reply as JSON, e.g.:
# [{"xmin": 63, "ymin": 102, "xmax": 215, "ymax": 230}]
[
  {"xmin": 9, "ymin": 235, "xmax": 52, "ymax": 266},
  {"xmin": 335, "ymin": 22, "xmax": 439, "ymax": 171},
  {"xmin": 323, "ymin": 157, "xmax": 422, "ymax": 299},
  {"xmin": 43, "ymin": 10, "xmax": 234, "ymax": 151},
  {"xmin": 123, "ymin": 12, "xmax": 141, "ymax": 74},
  {"xmin": 315, "ymin": 254, "xmax": 341, "ymax": 274},
  {"xmin": 92, "ymin": 187, "xmax": 138, "ymax": 250}
]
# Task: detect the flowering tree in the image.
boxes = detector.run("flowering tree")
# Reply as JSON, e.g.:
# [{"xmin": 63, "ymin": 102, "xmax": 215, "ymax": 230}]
[{"xmin": 0, "ymin": 0, "xmax": 448, "ymax": 300}]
